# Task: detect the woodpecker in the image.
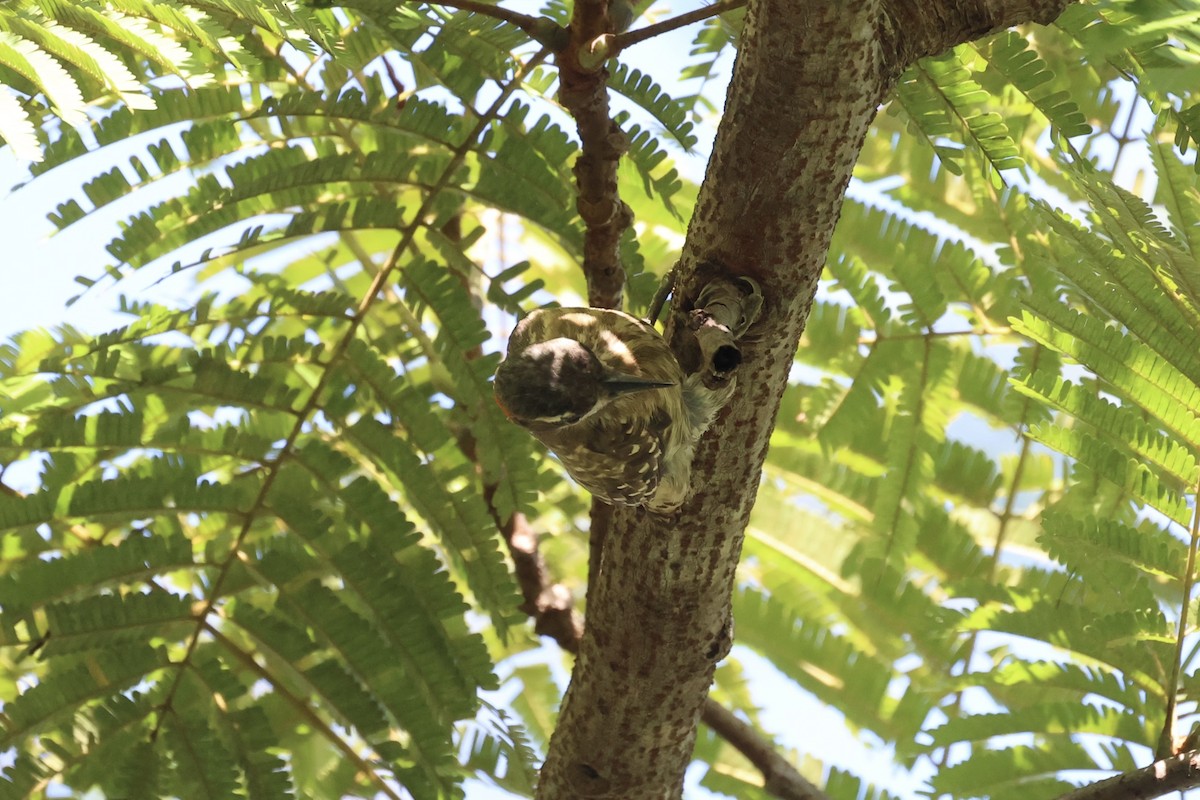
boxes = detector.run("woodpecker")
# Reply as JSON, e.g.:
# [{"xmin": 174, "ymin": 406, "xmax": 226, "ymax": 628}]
[{"xmin": 493, "ymin": 307, "xmax": 729, "ymax": 513}]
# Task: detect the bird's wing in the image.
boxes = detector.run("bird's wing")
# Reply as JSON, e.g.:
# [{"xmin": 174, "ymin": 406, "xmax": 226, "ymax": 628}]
[
  {"xmin": 551, "ymin": 408, "xmax": 670, "ymax": 507},
  {"xmin": 512, "ymin": 308, "xmax": 681, "ymax": 383}
]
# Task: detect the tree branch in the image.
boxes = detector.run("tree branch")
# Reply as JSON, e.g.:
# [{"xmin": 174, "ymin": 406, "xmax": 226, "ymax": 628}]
[
  {"xmin": 498, "ymin": 505, "xmax": 585, "ymax": 649},
  {"xmin": 492, "ymin": 493, "xmax": 828, "ymax": 800},
  {"xmin": 558, "ymin": 0, "xmax": 631, "ymax": 309},
  {"xmin": 612, "ymin": 0, "xmax": 746, "ymax": 50},
  {"xmin": 539, "ymin": 0, "xmax": 895, "ymax": 791},
  {"xmin": 537, "ymin": 0, "xmax": 1078, "ymax": 797},
  {"xmin": 1056, "ymin": 751, "xmax": 1200, "ymax": 800},
  {"xmin": 879, "ymin": 0, "xmax": 1078, "ymax": 69}
]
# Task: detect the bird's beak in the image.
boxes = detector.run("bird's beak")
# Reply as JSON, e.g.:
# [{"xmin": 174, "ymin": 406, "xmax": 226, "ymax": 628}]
[{"xmin": 602, "ymin": 373, "xmax": 674, "ymax": 395}]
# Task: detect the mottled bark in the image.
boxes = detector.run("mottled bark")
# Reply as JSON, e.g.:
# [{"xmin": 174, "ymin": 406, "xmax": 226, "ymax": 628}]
[
  {"xmin": 880, "ymin": 0, "xmax": 1080, "ymax": 65},
  {"xmin": 499, "ymin": 495, "xmax": 831, "ymax": 799},
  {"xmin": 1056, "ymin": 750, "xmax": 1200, "ymax": 800},
  {"xmin": 536, "ymin": 1, "xmax": 1077, "ymax": 797}
]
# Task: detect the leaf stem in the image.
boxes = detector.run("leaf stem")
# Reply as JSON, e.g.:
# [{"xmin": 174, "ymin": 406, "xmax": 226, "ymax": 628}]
[
  {"xmin": 1158, "ymin": 474, "xmax": 1200, "ymax": 758},
  {"xmin": 857, "ymin": 326, "xmax": 1012, "ymax": 344},
  {"xmin": 205, "ymin": 622, "xmax": 407, "ymax": 800},
  {"xmin": 935, "ymin": 357, "xmax": 1038, "ymax": 769},
  {"xmin": 149, "ymin": 45, "xmax": 550, "ymax": 742}
]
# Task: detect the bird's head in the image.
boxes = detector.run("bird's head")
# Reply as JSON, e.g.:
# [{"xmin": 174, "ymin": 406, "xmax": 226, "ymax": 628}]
[{"xmin": 494, "ymin": 337, "xmax": 671, "ymax": 427}]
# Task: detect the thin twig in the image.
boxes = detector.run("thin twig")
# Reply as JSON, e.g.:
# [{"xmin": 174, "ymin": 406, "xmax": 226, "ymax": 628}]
[
  {"xmin": 857, "ymin": 326, "xmax": 1011, "ymax": 344},
  {"xmin": 700, "ymin": 702, "xmax": 829, "ymax": 800},
  {"xmin": 612, "ymin": 0, "xmax": 746, "ymax": 50},
  {"xmin": 406, "ymin": 0, "xmax": 543, "ymax": 36}
]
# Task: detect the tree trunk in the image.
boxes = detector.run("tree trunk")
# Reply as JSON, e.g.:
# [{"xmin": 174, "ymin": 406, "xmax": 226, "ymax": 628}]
[{"xmin": 536, "ymin": 1, "xmax": 1076, "ymax": 797}]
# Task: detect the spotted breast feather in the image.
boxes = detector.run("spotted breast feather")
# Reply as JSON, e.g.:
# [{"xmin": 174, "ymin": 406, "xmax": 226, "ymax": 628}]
[{"xmin": 550, "ymin": 409, "xmax": 670, "ymax": 508}]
